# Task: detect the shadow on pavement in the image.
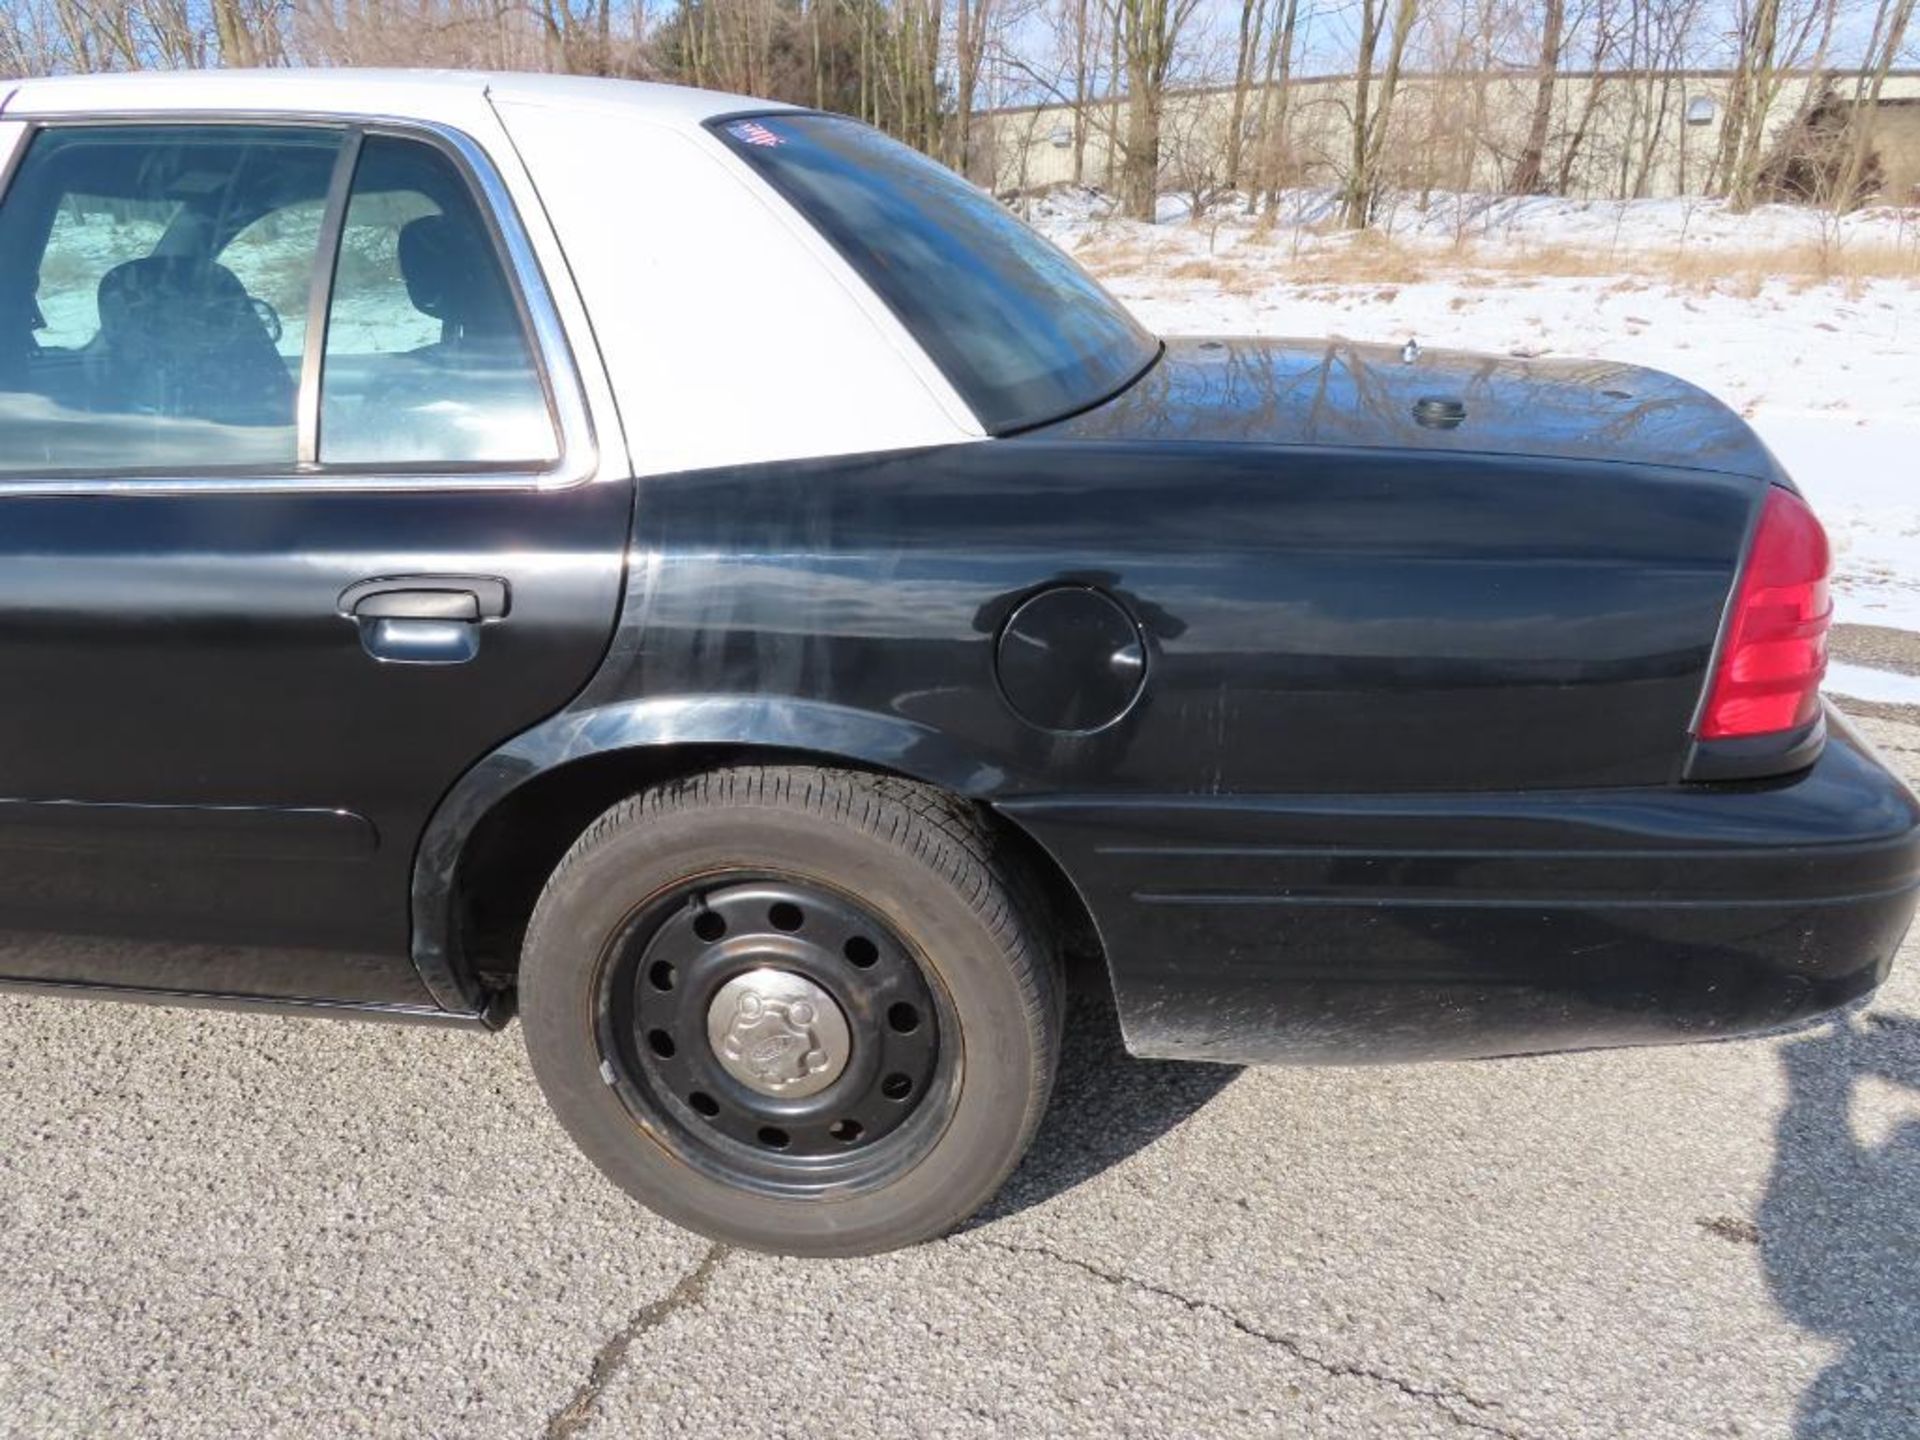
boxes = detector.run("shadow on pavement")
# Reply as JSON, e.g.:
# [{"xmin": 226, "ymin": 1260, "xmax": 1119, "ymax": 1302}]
[
  {"xmin": 1761, "ymin": 1011, "xmax": 1920, "ymax": 1438},
  {"xmin": 965, "ymin": 990, "xmax": 1242, "ymax": 1226}
]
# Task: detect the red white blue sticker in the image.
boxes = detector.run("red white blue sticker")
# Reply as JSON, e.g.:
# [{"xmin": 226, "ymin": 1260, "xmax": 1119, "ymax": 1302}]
[{"xmin": 728, "ymin": 119, "xmax": 785, "ymax": 147}]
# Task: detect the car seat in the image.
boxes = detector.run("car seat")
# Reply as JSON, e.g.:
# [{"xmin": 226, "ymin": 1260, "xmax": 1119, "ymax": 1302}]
[
  {"xmin": 396, "ymin": 214, "xmax": 519, "ymax": 350},
  {"xmin": 90, "ymin": 257, "xmax": 295, "ymax": 427}
]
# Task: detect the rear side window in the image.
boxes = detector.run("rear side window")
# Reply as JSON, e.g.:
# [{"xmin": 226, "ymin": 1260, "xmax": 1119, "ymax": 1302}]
[
  {"xmin": 0, "ymin": 124, "xmax": 558, "ymax": 478},
  {"xmin": 713, "ymin": 114, "xmax": 1159, "ymax": 435},
  {"xmin": 0, "ymin": 125, "xmax": 340, "ymax": 474},
  {"xmin": 320, "ymin": 136, "xmax": 556, "ymax": 467}
]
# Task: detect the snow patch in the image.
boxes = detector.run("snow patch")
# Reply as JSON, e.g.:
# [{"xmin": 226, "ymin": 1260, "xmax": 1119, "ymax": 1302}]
[{"xmin": 1826, "ymin": 662, "xmax": 1920, "ymax": 706}]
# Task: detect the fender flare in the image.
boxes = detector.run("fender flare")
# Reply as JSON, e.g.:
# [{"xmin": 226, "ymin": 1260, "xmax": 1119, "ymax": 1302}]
[{"xmin": 409, "ymin": 694, "xmax": 1017, "ymax": 1012}]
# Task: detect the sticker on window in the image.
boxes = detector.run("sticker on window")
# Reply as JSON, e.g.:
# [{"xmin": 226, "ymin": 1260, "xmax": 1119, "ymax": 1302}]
[{"xmin": 728, "ymin": 120, "xmax": 785, "ymax": 148}]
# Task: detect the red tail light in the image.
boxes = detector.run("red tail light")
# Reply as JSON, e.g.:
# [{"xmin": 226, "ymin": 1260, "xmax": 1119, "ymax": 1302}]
[{"xmin": 1698, "ymin": 487, "xmax": 1831, "ymax": 740}]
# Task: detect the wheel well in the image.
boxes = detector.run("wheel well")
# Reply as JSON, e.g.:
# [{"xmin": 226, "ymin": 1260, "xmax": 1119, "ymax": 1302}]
[{"xmin": 448, "ymin": 746, "xmax": 1108, "ymax": 1000}]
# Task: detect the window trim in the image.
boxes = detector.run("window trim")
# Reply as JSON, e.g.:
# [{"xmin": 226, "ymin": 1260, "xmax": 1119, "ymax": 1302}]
[
  {"xmin": 0, "ymin": 111, "xmax": 597, "ymax": 494},
  {"xmin": 297, "ymin": 128, "xmax": 363, "ymax": 468}
]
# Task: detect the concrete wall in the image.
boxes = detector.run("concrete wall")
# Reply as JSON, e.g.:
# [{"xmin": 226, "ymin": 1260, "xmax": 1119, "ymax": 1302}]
[
  {"xmin": 985, "ymin": 70, "xmax": 1920, "ymax": 205},
  {"xmin": 1878, "ymin": 100, "xmax": 1920, "ymax": 202}
]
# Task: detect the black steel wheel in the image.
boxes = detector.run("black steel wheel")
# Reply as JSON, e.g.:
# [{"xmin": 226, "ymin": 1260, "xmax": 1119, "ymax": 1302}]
[
  {"xmin": 518, "ymin": 766, "xmax": 1062, "ymax": 1256},
  {"xmin": 603, "ymin": 876, "xmax": 953, "ymax": 1193}
]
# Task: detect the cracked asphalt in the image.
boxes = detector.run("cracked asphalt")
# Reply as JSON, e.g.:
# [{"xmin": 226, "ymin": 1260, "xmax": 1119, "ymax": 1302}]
[{"xmin": 2, "ymin": 706, "xmax": 1918, "ymax": 1440}]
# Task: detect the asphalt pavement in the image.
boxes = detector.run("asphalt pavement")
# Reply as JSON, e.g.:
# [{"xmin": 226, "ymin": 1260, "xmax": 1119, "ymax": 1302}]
[{"xmin": 2, "ymin": 706, "xmax": 1917, "ymax": 1439}]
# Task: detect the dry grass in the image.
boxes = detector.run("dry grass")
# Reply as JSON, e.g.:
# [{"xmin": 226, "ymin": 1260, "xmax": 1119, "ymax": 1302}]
[
  {"xmin": 1487, "ymin": 238, "xmax": 1920, "ymax": 285},
  {"xmin": 1066, "ymin": 234, "xmax": 1159, "ymax": 274},
  {"xmin": 1085, "ymin": 226, "xmax": 1920, "ymax": 297}
]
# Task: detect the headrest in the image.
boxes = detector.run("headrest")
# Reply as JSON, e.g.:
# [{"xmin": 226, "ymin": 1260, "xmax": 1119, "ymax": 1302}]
[{"xmin": 399, "ymin": 214, "xmax": 476, "ymax": 321}]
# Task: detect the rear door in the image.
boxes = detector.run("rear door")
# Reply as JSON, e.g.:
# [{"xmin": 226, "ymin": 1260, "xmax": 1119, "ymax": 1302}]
[{"xmin": 0, "ymin": 119, "xmax": 629, "ymax": 1010}]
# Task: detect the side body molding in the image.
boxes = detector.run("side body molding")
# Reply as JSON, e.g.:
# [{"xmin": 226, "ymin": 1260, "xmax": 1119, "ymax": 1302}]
[{"xmin": 409, "ymin": 695, "xmax": 1011, "ymax": 1011}]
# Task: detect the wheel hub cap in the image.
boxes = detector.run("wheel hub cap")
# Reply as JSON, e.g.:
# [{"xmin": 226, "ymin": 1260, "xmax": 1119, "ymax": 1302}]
[
  {"xmin": 609, "ymin": 878, "xmax": 944, "ymax": 1180},
  {"xmin": 706, "ymin": 967, "xmax": 852, "ymax": 1098}
]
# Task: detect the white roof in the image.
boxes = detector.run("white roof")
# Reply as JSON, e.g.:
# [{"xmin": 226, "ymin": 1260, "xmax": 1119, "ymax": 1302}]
[{"xmin": 0, "ymin": 68, "xmax": 791, "ymax": 129}]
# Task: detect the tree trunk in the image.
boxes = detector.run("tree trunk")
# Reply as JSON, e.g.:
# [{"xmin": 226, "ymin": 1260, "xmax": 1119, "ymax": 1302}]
[
  {"xmin": 1255, "ymin": 0, "xmax": 1299, "ymax": 211},
  {"xmin": 1116, "ymin": 0, "xmax": 1184, "ymax": 219},
  {"xmin": 1724, "ymin": 0, "xmax": 1782, "ymax": 210},
  {"xmin": 213, "ymin": 0, "xmax": 258, "ymax": 66},
  {"xmin": 1072, "ymin": 0, "xmax": 1091, "ymax": 184},
  {"xmin": 1342, "ymin": 0, "xmax": 1416, "ymax": 228},
  {"xmin": 1224, "ymin": 0, "xmax": 1266, "ymax": 189},
  {"xmin": 1340, "ymin": 0, "xmax": 1382, "ymax": 229},
  {"xmin": 1512, "ymin": 0, "xmax": 1566, "ymax": 194},
  {"xmin": 1121, "ymin": 42, "xmax": 1160, "ymax": 218},
  {"xmin": 1833, "ymin": 0, "xmax": 1917, "ymax": 209}
]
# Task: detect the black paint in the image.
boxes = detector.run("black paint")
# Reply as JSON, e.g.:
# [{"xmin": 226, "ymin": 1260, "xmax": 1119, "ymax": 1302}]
[
  {"xmin": 0, "ymin": 481, "xmax": 629, "ymax": 1004},
  {"xmin": 4, "ymin": 333, "xmax": 1915, "ymax": 1067}
]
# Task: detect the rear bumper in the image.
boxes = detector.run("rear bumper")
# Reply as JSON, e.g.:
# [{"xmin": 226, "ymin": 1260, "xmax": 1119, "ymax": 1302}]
[{"xmin": 1000, "ymin": 706, "xmax": 1920, "ymax": 1064}]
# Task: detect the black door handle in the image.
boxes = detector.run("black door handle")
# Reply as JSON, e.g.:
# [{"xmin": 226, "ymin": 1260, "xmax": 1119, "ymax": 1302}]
[{"xmin": 337, "ymin": 576, "xmax": 510, "ymax": 664}]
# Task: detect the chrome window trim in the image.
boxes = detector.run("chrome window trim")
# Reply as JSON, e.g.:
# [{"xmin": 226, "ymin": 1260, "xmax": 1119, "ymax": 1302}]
[
  {"xmin": 297, "ymin": 130, "xmax": 363, "ymax": 467},
  {"xmin": 0, "ymin": 111, "xmax": 599, "ymax": 496}
]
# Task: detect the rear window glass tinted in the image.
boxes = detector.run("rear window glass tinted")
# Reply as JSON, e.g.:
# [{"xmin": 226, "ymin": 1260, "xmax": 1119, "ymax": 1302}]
[{"xmin": 714, "ymin": 114, "xmax": 1159, "ymax": 434}]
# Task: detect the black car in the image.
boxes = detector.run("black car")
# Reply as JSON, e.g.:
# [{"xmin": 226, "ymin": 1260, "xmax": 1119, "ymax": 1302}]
[{"xmin": 0, "ymin": 71, "xmax": 1914, "ymax": 1256}]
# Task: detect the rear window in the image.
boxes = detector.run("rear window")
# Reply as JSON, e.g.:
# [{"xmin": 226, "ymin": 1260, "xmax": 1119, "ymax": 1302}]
[{"xmin": 713, "ymin": 114, "xmax": 1159, "ymax": 435}]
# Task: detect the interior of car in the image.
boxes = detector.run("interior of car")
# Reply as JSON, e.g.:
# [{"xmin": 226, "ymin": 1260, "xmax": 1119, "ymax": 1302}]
[
  {"xmin": 0, "ymin": 124, "xmax": 556, "ymax": 474},
  {"xmin": 0, "ymin": 130, "xmax": 336, "ymax": 437}
]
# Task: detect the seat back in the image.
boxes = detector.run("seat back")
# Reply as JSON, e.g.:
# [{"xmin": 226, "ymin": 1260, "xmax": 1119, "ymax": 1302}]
[
  {"xmin": 396, "ymin": 215, "xmax": 518, "ymax": 346},
  {"xmin": 92, "ymin": 257, "xmax": 294, "ymax": 426}
]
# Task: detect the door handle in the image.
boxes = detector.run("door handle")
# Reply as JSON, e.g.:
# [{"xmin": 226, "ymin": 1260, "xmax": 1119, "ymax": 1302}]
[
  {"xmin": 353, "ymin": 589, "xmax": 482, "ymax": 621},
  {"xmin": 339, "ymin": 576, "xmax": 508, "ymax": 621},
  {"xmin": 338, "ymin": 576, "xmax": 510, "ymax": 664}
]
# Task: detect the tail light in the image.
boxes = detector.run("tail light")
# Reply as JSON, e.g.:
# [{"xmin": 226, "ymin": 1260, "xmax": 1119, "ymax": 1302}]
[{"xmin": 1697, "ymin": 486, "xmax": 1831, "ymax": 740}]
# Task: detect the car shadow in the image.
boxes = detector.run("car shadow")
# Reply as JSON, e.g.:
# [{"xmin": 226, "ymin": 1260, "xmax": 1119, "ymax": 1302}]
[
  {"xmin": 1760, "ymin": 1010, "xmax": 1920, "ymax": 1437},
  {"xmin": 964, "ymin": 989, "xmax": 1243, "ymax": 1226}
]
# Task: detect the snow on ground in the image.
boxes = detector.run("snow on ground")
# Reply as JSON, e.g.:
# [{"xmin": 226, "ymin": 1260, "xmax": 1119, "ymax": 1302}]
[
  {"xmin": 1826, "ymin": 661, "xmax": 1920, "ymax": 705},
  {"xmin": 1040, "ymin": 189, "xmax": 1920, "ymax": 633},
  {"xmin": 1027, "ymin": 185, "xmax": 1920, "ymax": 257}
]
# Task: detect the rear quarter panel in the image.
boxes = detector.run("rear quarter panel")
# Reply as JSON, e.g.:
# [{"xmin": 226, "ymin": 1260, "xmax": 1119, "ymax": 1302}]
[
  {"xmin": 423, "ymin": 433, "xmax": 1781, "ymax": 1037},
  {"xmin": 589, "ymin": 437, "xmax": 1755, "ymax": 795}
]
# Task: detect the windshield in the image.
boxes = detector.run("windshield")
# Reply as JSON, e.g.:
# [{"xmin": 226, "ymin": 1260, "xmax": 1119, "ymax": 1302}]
[{"xmin": 713, "ymin": 113, "xmax": 1160, "ymax": 435}]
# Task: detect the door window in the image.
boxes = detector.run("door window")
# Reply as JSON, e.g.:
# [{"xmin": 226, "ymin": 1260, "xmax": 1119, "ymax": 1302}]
[
  {"xmin": 319, "ymin": 136, "xmax": 557, "ymax": 468},
  {"xmin": 221, "ymin": 198, "xmax": 329, "ymax": 379},
  {"xmin": 0, "ymin": 125, "xmax": 342, "ymax": 475},
  {"xmin": 0, "ymin": 125, "xmax": 559, "ymax": 478}
]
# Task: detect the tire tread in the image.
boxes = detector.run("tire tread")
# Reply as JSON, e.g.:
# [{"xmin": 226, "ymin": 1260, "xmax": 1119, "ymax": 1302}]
[{"xmin": 522, "ymin": 765, "xmax": 1062, "ymax": 1250}]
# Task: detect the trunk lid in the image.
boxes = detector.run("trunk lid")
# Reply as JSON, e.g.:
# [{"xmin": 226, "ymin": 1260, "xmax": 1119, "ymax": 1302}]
[
  {"xmin": 1046, "ymin": 336, "xmax": 1786, "ymax": 485},
  {"xmin": 1011, "ymin": 336, "xmax": 1792, "ymax": 789}
]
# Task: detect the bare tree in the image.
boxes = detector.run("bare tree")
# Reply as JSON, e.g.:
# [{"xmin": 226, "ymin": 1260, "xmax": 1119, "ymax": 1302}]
[
  {"xmin": 1049, "ymin": 0, "xmax": 1115, "ymax": 185},
  {"xmin": 1224, "ymin": 0, "xmax": 1266, "ymax": 188},
  {"xmin": 1619, "ymin": 0, "xmax": 1697, "ymax": 196},
  {"xmin": 1250, "ymin": 0, "xmax": 1301, "ymax": 210},
  {"xmin": 1719, "ymin": 0, "xmax": 1826, "ymax": 209},
  {"xmin": 4, "ymin": 0, "xmax": 1913, "ymax": 236},
  {"xmin": 1112, "ymin": 0, "xmax": 1203, "ymax": 218},
  {"xmin": 1162, "ymin": 84, "xmax": 1236, "ymax": 214},
  {"xmin": 1341, "ymin": 0, "xmax": 1421, "ymax": 227},
  {"xmin": 951, "ymin": 0, "xmax": 989, "ymax": 171},
  {"xmin": 1824, "ymin": 0, "xmax": 1912, "ymax": 206},
  {"xmin": 1512, "ymin": 0, "xmax": 1567, "ymax": 193}
]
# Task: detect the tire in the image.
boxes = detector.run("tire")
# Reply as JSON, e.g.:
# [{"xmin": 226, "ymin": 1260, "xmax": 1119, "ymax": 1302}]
[{"xmin": 518, "ymin": 765, "xmax": 1062, "ymax": 1257}]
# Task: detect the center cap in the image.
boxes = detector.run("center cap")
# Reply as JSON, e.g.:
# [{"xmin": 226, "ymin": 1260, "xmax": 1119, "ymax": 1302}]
[{"xmin": 705, "ymin": 968, "xmax": 852, "ymax": 1099}]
